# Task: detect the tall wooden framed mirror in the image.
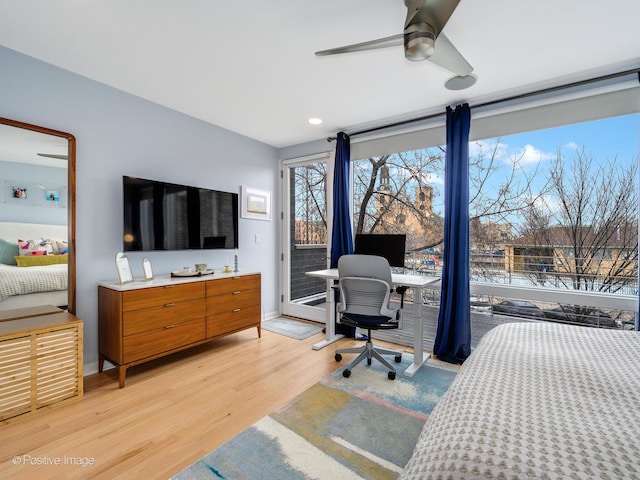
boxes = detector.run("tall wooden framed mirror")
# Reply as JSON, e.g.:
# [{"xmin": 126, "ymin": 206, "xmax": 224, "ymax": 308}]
[{"xmin": 0, "ymin": 117, "xmax": 76, "ymax": 315}]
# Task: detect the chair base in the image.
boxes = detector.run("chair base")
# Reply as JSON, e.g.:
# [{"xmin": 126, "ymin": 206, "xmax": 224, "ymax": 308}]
[{"xmin": 335, "ymin": 335, "xmax": 403, "ymax": 380}]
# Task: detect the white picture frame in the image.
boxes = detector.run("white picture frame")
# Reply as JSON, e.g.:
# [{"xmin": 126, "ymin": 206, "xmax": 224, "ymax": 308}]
[
  {"xmin": 241, "ymin": 186, "xmax": 271, "ymax": 221},
  {"xmin": 142, "ymin": 257, "xmax": 154, "ymax": 281},
  {"xmin": 115, "ymin": 252, "xmax": 134, "ymax": 284}
]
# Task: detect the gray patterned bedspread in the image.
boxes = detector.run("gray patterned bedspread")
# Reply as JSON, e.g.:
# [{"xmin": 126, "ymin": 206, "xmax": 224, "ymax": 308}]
[
  {"xmin": 0, "ymin": 264, "xmax": 67, "ymax": 301},
  {"xmin": 400, "ymin": 322, "xmax": 640, "ymax": 479}
]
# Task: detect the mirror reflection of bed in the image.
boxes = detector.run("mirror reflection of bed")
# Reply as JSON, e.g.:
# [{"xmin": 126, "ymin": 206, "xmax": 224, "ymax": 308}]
[
  {"xmin": 0, "ymin": 118, "xmax": 75, "ymax": 314},
  {"xmin": 0, "ymin": 222, "xmax": 68, "ymax": 311}
]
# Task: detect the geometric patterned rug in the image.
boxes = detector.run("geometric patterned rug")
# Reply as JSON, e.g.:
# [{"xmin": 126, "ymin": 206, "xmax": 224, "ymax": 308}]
[{"xmin": 172, "ymin": 354, "xmax": 458, "ymax": 479}]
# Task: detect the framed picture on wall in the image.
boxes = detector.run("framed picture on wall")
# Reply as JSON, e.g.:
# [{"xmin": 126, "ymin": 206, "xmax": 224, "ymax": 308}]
[
  {"xmin": 12, "ymin": 186, "xmax": 27, "ymax": 200},
  {"xmin": 46, "ymin": 190, "xmax": 60, "ymax": 202},
  {"xmin": 241, "ymin": 186, "xmax": 271, "ymax": 221}
]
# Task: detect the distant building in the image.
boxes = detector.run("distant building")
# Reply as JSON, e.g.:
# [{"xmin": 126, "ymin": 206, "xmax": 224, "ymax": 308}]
[
  {"xmin": 294, "ymin": 219, "xmax": 326, "ymax": 245},
  {"xmin": 504, "ymin": 225, "xmax": 637, "ymax": 282}
]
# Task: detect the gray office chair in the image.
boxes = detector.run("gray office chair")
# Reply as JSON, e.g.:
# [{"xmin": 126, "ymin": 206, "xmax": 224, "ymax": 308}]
[{"xmin": 335, "ymin": 254, "xmax": 404, "ymax": 380}]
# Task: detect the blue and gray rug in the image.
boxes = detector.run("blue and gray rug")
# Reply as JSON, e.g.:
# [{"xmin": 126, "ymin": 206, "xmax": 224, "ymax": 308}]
[
  {"xmin": 173, "ymin": 355, "xmax": 457, "ymax": 480},
  {"xmin": 261, "ymin": 317, "xmax": 324, "ymax": 340}
]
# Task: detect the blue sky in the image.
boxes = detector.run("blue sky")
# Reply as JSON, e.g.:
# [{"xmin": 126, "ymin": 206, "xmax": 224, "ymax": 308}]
[
  {"xmin": 352, "ymin": 113, "xmax": 639, "ymax": 229},
  {"xmin": 420, "ymin": 113, "xmax": 640, "ymax": 222},
  {"xmin": 503, "ymin": 114, "xmax": 639, "ymax": 166}
]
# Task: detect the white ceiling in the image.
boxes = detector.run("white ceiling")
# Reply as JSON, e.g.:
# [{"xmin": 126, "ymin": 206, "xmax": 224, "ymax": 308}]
[
  {"xmin": 0, "ymin": 124, "xmax": 68, "ymax": 168},
  {"xmin": 0, "ymin": 0, "xmax": 638, "ymax": 149}
]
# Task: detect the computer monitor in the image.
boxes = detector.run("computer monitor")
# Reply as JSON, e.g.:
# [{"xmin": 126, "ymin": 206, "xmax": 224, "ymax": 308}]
[{"xmin": 354, "ymin": 233, "xmax": 406, "ymax": 268}]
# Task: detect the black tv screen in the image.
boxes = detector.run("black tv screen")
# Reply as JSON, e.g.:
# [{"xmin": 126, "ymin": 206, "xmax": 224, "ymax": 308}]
[
  {"xmin": 123, "ymin": 176, "xmax": 239, "ymax": 251},
  {"xmin": 354, "ymin": 234, "xmax": 406, "ymax": 268}
]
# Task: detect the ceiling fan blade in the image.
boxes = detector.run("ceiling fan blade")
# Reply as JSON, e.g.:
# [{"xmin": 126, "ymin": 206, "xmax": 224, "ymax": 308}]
[
  {"xmin": 315, "ymin": 34, "xmax": 404, "ymax": 56},
  {"xmin": 426, "ymin": 32, "xmax": 473, "ymax": 75},
  {"xmin": 37, "ymin": 153, "xmax": 68, "ymax": 160}
]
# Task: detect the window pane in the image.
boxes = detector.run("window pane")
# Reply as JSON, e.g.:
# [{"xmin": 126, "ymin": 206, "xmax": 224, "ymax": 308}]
[
  {"xmin": 471, "ymin": 114, "xmax": 639, "ymax": 295},
  {"xmin": 352, "ymin": 148, "xmax": 445, "ymax": 269}
]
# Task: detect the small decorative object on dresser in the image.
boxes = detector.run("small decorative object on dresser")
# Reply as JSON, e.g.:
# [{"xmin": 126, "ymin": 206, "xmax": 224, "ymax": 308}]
[
  {"xmin": 98, "ymin": 271, "xmax": 261, "ymax": 387},
  {"xmin": 114, "ymin": 252, "xmax": 133, "ymax": 284},
  {"xmin": 142, "ymin": 258, "xmax": 153, "ymax": 281}
]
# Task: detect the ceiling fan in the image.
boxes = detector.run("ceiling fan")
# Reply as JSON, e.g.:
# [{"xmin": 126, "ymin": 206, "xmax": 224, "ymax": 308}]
[
  {"xmin": 37, "ymin": 153, "xmax": 68, "ymax": 160},
  {"xmin": 315, "ymin": 0, "xmax": 474, "ymax": 80}
]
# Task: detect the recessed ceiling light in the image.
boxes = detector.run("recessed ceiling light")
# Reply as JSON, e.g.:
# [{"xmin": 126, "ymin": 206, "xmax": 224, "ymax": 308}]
[
  {"xmin": 444, "ymin": 74, "xmax": 477, "ymax": 91},
  {"xmin": 308, "ymin": 118, "xmax": 323, "ymax": 125}
]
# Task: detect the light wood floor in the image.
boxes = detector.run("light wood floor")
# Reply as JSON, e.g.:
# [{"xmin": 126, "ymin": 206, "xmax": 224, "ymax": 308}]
[{"xmin": 0, "ymin": 325, "xmax": 413, "ymax": 480}]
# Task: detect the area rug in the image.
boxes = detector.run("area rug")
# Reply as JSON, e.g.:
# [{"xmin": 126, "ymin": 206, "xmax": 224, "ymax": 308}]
[
  {"xmin": 173, "ymin": 355, "xmax": 458, "ymax": 480},
  {"xmin": 261, "ymin": 317, "xmax": 324, "ymax": 340}
]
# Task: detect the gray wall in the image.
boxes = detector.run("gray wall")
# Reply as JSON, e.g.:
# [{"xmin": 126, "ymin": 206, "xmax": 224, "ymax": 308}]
[{"xmin": 0, "ymin": 46, "xmax": 280, "ymax": 372}]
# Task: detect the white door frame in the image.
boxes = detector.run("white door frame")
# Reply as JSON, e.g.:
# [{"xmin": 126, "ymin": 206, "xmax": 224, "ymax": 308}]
[{"xmin": 280, "ymin": 152, "xmax": 333, "ymax": 322}]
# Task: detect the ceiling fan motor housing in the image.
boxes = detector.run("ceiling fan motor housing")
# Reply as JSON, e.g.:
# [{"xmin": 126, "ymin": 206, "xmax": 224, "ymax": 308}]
[{"xmin": 404, "ymin": 22, "xmax": 437, "ymax": 61}]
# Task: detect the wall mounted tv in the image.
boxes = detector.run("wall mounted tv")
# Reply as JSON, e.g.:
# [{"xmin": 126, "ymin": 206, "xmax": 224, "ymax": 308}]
[{"xmin": 123, "ymin": 176, "xmax": 239, "ymax": 252}]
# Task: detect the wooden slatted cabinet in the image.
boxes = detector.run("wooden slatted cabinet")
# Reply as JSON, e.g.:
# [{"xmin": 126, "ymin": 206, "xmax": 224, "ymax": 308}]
[{"xmin": 0, "ymin": 307, "xmax": 83, "ymax": 424}]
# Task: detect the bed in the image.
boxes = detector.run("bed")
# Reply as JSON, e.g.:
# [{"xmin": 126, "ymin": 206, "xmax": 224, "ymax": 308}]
[
  {"xmin": 0, "ymin": 221, "xmax": 68, "ymax": 310},
  {"xmin": 400, "ymin": 322, "xmax": 640, "ymax": 479}
]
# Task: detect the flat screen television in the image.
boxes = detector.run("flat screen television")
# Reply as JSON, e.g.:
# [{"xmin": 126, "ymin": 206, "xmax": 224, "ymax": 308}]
[
  {"xmin": 354, "ymin": 233, "xmax": 406, "ymax": 268},
  {"xmin": 123, "ymin": 176, "xmax": 239, "ymax": 251}
]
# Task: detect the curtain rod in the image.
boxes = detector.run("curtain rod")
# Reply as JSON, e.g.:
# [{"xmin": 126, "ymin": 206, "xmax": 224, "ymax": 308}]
[{"xmin": 326, "ymin": 67, "xmax": 640, "ymax": 142}]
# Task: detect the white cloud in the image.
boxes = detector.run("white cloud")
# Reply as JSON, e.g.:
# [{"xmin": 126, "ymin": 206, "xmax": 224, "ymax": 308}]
[
  {"xmin": 510, "ymin": 144, "xmax": 555, "ymax": 166},
  {"xmin": 469, "ymin": 139, "xmax": 508, "ymax": 161},
  {"xmin": 533, "ymin": 194, "xmax": 562, "ymax": 215}
]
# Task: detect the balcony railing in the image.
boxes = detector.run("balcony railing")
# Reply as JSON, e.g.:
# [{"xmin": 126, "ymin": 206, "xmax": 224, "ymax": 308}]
[{"xmin": 292, "ymin": 245, "xmax": 639, "ymax": 333}]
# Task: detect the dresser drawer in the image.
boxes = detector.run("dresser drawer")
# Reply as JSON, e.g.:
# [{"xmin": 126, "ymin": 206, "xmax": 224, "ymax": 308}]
[
  {"xmin": 206, "ymin": 288, "xmax": 260, "ymax": 315},
  {"xmin": 206, "ymin": 304, "xmax": 260, "ymax": 338},
  {"xmin": 122, "ymin": 283, "xmax": 205, "ymax": 311},
  {"xmin": 206, "ymin": 274, "xmax": 261, "ymax": 296},
  {"xmin": 123, "ymin": 318, "xmax": 205, "ymax": 363},
  {"xmin": 123, "ymin": 299, "xmax": 205, "ymax": 337}
]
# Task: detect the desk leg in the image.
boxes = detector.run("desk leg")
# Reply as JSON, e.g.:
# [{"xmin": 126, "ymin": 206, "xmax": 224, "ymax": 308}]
[
  {"xmin": 312, "ymin": 278, "xmax": 344, "ymax": 350},
  {"xmin": 403, "ymin": 286, "xmax": 430, "ymax": 376}
]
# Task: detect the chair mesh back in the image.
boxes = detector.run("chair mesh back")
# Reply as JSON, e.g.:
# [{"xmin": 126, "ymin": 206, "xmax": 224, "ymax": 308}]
[{"xmin": 338, "ymin": 255, "xmax": 392, "ymax": 317}]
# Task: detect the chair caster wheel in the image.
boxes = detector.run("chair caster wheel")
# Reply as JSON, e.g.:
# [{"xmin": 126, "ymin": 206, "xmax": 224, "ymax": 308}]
[
  {"xmin": 335, "ymin": 353, "xmax": 342, "ymax": 362},
  {"xmin": 367, "ymin": 358, "xmax": 372, "ymax": 365},
  {"xmin": 395, "ymin": 355, "xmax": 402, "ymax": 363},
  {"xmin": 388, "ymin": 371, "xmax": 396, "ymax": 380},
  {"xmin": 343, "ymin": 369, "xmax": 351, "ymax": 378}
]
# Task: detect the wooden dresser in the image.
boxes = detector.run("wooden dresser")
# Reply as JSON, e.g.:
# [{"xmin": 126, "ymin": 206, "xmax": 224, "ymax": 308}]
[
  {"xmin": 0, "ymin": 306, "xmax": 83, "ymax": 424},
  {"xmin": 98, "ymin": 272, "xmax": 261, "ymax": 387}
]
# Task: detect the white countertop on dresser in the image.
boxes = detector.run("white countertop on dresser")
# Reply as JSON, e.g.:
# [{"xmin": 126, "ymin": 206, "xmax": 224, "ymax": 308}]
[{"xmin": 98, "ymin": 270, "xmax": 261, "ymax": 291}]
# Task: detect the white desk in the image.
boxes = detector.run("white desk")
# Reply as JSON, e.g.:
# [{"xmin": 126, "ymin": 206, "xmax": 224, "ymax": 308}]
[{"xmin": 305, "ymin": 268, "xmax": 440, "ymax": 377}]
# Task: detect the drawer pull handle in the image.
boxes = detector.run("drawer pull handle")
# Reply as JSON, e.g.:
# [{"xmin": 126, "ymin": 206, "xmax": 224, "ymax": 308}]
[
  {"xmin": 233, "ymin": 308, "xmax": 241, "ymax": 313},
  {"xmin": 164, "ymin": 303, "xmax": 176, "ymax": 307},
  {"xmin": 164, "ymin": 324, "xmax": 176, "ymax": 329},
  {"xmin": 232, "ymin": 291, "xmax": 241, "ymax": 295}
]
